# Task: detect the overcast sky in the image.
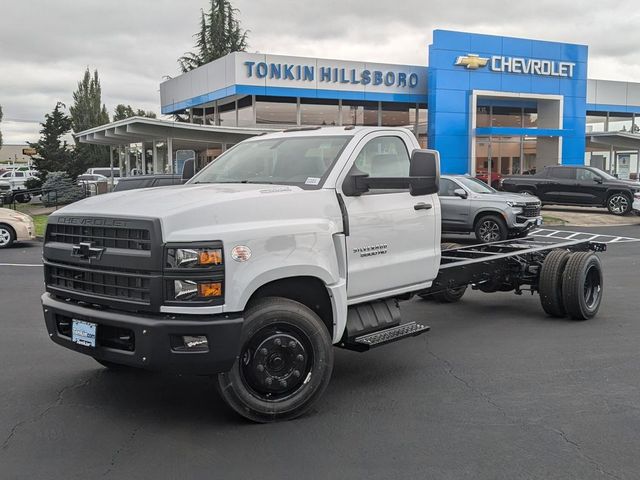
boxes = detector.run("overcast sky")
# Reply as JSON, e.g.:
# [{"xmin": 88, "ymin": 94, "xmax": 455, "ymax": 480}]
[{"xmin": 2, "ymin": 0, "xmax": 640, "ymax": 144}]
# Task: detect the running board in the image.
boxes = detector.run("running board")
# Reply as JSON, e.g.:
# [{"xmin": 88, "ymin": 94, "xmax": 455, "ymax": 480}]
[{"xmin": 341, "ymin": 322, "xmax": 430, "ymax": 352}]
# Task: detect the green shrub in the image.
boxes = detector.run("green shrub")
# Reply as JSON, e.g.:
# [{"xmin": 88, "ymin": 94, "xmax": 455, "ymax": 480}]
[{"xmin": 41, "ymin": 171, "xmax": 84, "ymax": 207}]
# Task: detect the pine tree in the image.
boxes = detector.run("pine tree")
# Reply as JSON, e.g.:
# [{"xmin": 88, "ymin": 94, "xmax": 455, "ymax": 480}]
[
  {"xmin": 26, "ymin": 102, "xmax": 77, "ymax": 184},
  {"xmin": 178, "ymin": 0, "xmax": 248, "ymax": 72},
  {"xmin": 70, "ymin": 68, "xmax": 110, "ymax": 171},
  {"xmin": 113, "ymin": 104, "xmax": 156, "ymax": 121}
]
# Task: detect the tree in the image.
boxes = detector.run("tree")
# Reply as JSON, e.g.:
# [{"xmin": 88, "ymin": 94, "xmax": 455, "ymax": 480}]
[
  {"xmin": 26, "ymin": 102, "xmax": 76, "ymax": 186},
  {"xmin": 113, "ymin": 104, "xmax": 157, "ymax": 121},
  {"xmin": 70, "ymin": 68, "xmax": 110, "ymax": 171},
  {"xmin": 178, "ymin": 0, "xmax": 248, "ymax": 72},
  {"xmin": 0, "ymin": 105, "xmax": 3, "ymax": 149}
]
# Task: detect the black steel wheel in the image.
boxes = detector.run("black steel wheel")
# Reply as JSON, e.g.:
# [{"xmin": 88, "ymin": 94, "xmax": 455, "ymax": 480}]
[
  {"xmin": 14, "ymin": 192, "xmax": 31, "ymax": 204},
  {"xmin": 538, "ymin": 249, "xmax": 571, "ymax": 317},
  {"xmin": 0, "ymin": 224, "xmax": 16, "ymax": 249},
  {"xmin": 606, "ymin": 193, "xmax": 631, "ymax": 215},
  {"xmin": 433, "ymin": 242, "xmax": 467, "ymax": 302},
  {"xmin": 474, "ymin": 215, "xmax": 508, "ymax": 243},
  {"xmin": 561, "ymin": 252, "xmax": 603, "ymax": 320},
  {"xmin": 216, "ymin": 297, "xmax": 333, "ymax": 422}
]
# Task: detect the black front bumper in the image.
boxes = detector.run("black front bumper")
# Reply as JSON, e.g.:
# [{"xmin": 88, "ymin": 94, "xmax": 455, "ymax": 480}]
[{"xmin": 42, "ymin": 293, "xmax": 243, "ymax": 375}]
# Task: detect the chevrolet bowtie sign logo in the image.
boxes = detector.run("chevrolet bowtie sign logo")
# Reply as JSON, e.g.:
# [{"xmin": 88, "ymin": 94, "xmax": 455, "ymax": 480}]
[
  {"xmin": 453, "ymin": 53, "xmax": 576, "ymax": 77},
  {"xmin": 454, "ymin": 54, "xmax": 489, "ymax": 70}
]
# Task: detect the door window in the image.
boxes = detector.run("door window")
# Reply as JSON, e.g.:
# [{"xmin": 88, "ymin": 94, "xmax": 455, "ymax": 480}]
[
  {"xmin": 438, "ymin": 178, "xmax": 458, "ymax": 196},
  {"xmin": 354, "ymin": 136, "xmax": 410, "ymax": 178},
  {"xmin": 548, "ymin": 167, "xmax": 575, "ymax": 179},
  {"xmin": 576, "ymin": 168, "xmax": 600, "ymax": 182},
  {"xmin": 14, "ymin": 172, "xmax": 24, "ymax": 177}
]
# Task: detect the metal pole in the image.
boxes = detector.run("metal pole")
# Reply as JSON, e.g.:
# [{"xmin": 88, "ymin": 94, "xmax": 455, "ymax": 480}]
[
  {"xmin": 152, "ymin": 141, "xmax": 158, "ymax": 174},
  {"xmin": 167, "ymin": 137, "xmax": 173, "ymax": 174},
  {"xmin": 109, "ymin": 146, "xmax": 115, "ymax": 190},
  {"xmin": 141, "ymin": 143, "xmax": 146, "ymax": 175}
]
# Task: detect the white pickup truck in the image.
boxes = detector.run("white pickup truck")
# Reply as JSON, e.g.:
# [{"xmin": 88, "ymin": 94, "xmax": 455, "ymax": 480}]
[{"xmin": 41, "ymin": 127, "xmax": 606, "ymax": 422}]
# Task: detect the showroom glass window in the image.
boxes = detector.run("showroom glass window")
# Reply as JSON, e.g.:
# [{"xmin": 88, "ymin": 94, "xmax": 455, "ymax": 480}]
[
  {"xmin": 300, "ymin": 98, "xmax": 339, "ymax": 126},
  {"xmin": 218, "ymin": 101, "xmax": 236, "ymax": 127},
  {"xmin": 255, "ymin": 96, "xmax": 297, "ymax": 125},
  {"xmin": 237, "ymin": 96, "xmax": 254, "ymax": 127},
  {"xmin": 341, "ymin": 100, "xmax": 379, "ymax": 126}
]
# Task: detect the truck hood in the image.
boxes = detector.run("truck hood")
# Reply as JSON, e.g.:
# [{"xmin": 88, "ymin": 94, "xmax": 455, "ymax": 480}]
[
  {"xmin": 50, "ymin": 183, "xmax": 343, "ymax": 242},
  {"xmin": 468, "ymin": 191, "xmax": 540, "ymax": 204}
]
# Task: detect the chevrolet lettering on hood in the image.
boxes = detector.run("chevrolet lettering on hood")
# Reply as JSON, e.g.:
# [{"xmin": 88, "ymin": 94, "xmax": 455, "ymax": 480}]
[{"xmin": 57, "ymin": 217, "xmax": 130, "ymax": 228}]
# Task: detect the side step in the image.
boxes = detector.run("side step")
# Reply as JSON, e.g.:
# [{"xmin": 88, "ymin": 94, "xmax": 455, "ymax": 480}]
[{"xmin": 342, "ymin": 322, "xmax": 430, "ymax": 352}]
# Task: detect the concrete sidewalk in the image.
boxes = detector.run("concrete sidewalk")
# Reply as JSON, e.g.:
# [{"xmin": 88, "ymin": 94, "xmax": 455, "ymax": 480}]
[{"xmin": 542, "ymin": 205, "xmax": 640, "ymax": 227}]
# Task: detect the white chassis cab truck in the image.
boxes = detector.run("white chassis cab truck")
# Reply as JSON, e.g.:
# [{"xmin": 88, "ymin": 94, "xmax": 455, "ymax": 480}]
[{"xmin": 41, "ymin": 127, "xmax": 606, "ymax": 422}]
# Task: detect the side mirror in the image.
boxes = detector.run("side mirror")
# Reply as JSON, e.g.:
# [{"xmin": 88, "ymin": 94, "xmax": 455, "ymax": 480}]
[
  {"xmin": 453, "ymin": 188, "xmax": 468, "ymax": 199},
  {"xmin": 408, "ymin": 149, "xmax": 440, "ymax": 196},
  {"xmin": 593, "ymin": 176, "xmax": 603, "ymax": 183},
  {"xmin": 182, "ymin": 159, "xmax": 195, "ymax": 180},
  {"xmin": 342, "ymin": 167, "xmax": 370, "ymax": 196}
]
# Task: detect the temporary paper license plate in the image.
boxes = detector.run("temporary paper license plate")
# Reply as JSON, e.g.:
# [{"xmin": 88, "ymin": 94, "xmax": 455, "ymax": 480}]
[
  {"xmin": 72, "ymin": 319, "xmax": 97, "ymax": 348},
  {"xmin": 536, "ymin": 218, "xmax": 542, "ymax": 226}
]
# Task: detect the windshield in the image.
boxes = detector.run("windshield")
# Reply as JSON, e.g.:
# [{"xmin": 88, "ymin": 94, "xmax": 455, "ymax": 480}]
[
  {"xmin": 457, "ymin": 176, "xmax": 496, "ymax": 194},
  {"xmin": 190, "ymin": 135, "xmax": 351, "ymax": 188}
]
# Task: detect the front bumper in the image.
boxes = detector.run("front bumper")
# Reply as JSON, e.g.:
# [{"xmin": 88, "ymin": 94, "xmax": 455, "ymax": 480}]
[
  {"xmin": 13, "ymin": 219, "xmax": 35, "ymax": 241},
  {"xmin": 42, "ymin": 293, "xmax": 243, "ymax": 375},
  {"xmin": 511, "ymin": 214, "xmax": 543, "ymax": 231}
]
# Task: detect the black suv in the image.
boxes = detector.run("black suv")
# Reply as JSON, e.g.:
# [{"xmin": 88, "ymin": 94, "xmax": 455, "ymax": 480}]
[{"xmin": 501, "ymin": 165, "xmax": 640, "ymax": 215}]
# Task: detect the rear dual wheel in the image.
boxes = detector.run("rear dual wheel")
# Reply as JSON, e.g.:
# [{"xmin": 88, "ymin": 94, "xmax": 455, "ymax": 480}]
[{"xmin": 539, "ymin": 250, "xmax": 603, "ymax": 320}]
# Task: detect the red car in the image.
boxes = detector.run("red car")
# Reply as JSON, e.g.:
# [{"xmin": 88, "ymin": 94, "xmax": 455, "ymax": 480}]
[{"xmin": 475, "ymin": 171, "xmax": 503, "ymax": 189}]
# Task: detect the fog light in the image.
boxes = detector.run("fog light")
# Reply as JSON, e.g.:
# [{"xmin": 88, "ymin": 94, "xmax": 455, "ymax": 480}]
[
  {"xmin": 183, "ymin": 335, "xmax": 208, "ymax": 350},
  {"xmin": 197, "ymin": 282, "xmax": 222, "ymax": 297}
]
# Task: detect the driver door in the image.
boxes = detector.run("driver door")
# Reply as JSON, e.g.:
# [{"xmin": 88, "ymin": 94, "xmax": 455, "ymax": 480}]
[{"xmin": 340, "ymin": 132, "xmax": 440, "ymax": 300}]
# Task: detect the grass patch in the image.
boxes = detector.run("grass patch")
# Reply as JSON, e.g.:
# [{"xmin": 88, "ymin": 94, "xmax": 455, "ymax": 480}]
[
  {"xmin": 542, "ymin": 215, "xmax": 567, "ymax": 226},
  {"xmin": 32, "ymin": 215, "xmax": 49, "ymax": 237}
]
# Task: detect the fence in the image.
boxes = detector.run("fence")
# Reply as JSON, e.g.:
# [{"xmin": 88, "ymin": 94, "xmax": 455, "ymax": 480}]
[{"xmin": 0, "ymin": 183, "xmax": 96, "ymax": 210}]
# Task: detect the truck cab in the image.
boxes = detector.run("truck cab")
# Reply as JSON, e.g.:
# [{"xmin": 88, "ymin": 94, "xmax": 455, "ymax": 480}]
[{"xmin": 42, "ymin": 127, "xmax": 440, "ymax": 421}]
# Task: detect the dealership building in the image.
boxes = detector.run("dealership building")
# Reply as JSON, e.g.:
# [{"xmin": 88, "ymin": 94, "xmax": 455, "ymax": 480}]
[{"xmin": 80, "ymin": 30, "xmax": 640, "ymax": 179}]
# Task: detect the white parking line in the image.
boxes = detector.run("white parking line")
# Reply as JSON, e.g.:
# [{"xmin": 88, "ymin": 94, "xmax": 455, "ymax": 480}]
[
  {"xmin": 530, "ymin": 228, "xmax": 640, "ymax": 244},
  {"xmin": 0, "ymin": 263, "xmax": 43, "ymax": 267}
]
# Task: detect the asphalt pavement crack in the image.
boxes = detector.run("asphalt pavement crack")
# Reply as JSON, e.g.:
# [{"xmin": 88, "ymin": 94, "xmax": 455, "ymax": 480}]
[
  {"xmin": 426, "ymin": 346, "xmax": 624, "ymax": 480},
  {"xmin": 102, "ymin": 425, "xmax": 143, "ymax": 478},
  {"xmin": 1, "ymin": 372, "xmax": 102, "ymax": 451}
]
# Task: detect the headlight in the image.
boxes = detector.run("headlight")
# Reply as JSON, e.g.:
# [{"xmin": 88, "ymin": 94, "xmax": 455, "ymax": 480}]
[
  {"xmin": 9, "ymin": 213, "xmax": 30, "ymax": 223},
  {"xmin": 506, "ymin": 201, "xmax": 527, "ymax": 208},
  {"xmin": 166, "ymin": 247, "xmax": 223, "ymax": 268}
]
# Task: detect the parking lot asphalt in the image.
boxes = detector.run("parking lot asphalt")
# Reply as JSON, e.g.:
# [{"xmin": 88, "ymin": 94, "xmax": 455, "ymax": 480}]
[{"xmin": 1, "ymin": 226, "xmax": 640, "ymax": 480}]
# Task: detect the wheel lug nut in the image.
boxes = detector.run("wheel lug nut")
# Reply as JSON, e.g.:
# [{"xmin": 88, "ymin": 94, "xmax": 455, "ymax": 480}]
[
  {"xmin": 265, "ymin": 377, "xmax": 273, "ymax": 386},
  {"xmin": 260, "ymin": 348, "xmax": 268, "ymax": 355},
  {"xmin": 256, "ymin": 364, "xmax": 264, "ymax": 372},
  {"xmin": 288, "ymin": 341, "xmax": 296, "ymax": 349},
  {"xmin": 296, "ymin": 354, "xmax": 304, "ymax": 362},
  {"xmin": 293, "ymin": 370, "xmax": 301, "ymax": 378},
  {"xmin": 274, "ymin": 338, "xmax": 281, "ymax": 346},
  {"xmin": 279, "ymin": 379, "xmax": 287, "ymax": 387}
]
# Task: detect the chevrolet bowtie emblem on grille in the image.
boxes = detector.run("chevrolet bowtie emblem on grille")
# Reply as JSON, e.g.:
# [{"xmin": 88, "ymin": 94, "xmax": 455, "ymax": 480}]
[
  {"xmin": 71, "ymin": 241, "xmax": 105, "ymax": 261},
  {"xmin": 454, "ymin": 54, "xmax": 489, "ymax": 70}
]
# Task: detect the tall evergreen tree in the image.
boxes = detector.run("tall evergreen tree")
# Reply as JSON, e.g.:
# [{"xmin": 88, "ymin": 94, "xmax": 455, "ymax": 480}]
[
  {"xmin": 27, "ymin": 102, "xmax": 77, "ymax": 182},
  {"xmin": 70, "ymin": 68, "xmax": 110, "ymax": 170},
  {"xmin": 178, "ymin": 0, "xmax": 248, "ymax": 72},
  {"xmin": 113, "ymin": 104, "xmax": 157, "ymax": 121}
]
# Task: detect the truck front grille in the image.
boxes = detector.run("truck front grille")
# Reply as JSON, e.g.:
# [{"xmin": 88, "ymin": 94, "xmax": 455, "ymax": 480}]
[
  {"xmin": 523, "ymin": 203, "xmax": 541, "ymax": 217},
  {"xmin": 47, "ymin": 223, "xmax": 151, "ymax": 251},
  {"xmin": 45, "ymin": 262, "xmax": 152, "ymax": 307}
]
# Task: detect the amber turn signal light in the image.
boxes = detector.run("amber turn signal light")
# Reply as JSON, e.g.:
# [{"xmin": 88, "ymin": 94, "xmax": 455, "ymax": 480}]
[{"xmin": 197, "ymin": 282, "xmax": 222, "ymax": 297}]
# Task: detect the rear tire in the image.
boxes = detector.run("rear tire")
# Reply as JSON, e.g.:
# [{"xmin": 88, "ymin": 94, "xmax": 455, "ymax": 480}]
[
  {"xmin": 606, "ymin": 193, "xmax": 631, "ymax": 215},
  {"xmin": 216, "ymin": 297, "xmax": 334, "ymax": 423},
  {"xmin": 539, "ymin": 249, "xmax": 571, "ymax": 317},
  {"xmin": 0, "ymin": 224, "xmax": 16, "ymax": 249},
  {"xmin": 561, "ymin": 252, "xmax": 603, "ymax": 320},
  {"xmin": 475, "ymin": 215, "xmax": 508, "ymax": 243}
]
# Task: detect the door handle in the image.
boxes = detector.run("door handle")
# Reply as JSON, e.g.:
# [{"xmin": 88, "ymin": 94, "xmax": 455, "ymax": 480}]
[{"xmin": 414, "ymin": 202, "xmax": 432, "ymax": 211}]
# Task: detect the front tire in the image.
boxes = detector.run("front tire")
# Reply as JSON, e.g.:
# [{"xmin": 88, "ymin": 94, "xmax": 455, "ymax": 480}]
[
  {"xmin": 606, "ymin": 193, "xmax": 631, "ymax": 215},
  {"xmin": 0, "ymin": 224, "xmax": 16, "ymax": 249},
  {"xmin": 216, "ymin": 297, "xmax": 334, "ymax": 423},
  {"xmin": 475, "ymin": 215, "xmax": 508, "ymax": 243},
  {"xmin": 14, "ymin": 192, "xmax": 31, "ymax": 204},
  {"xmin": 561, "ymin": 252, "xmax": 603, "ymax": 320}
]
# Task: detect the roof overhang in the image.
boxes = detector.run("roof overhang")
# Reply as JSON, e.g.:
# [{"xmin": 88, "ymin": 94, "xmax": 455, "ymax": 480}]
[
  {"xmin": 75, "ymin": 117, "xmax": 276, "ymax": 147},
  {"xmin": 587, "ymin": 131, "xmax": 640, "ymax": 150}
]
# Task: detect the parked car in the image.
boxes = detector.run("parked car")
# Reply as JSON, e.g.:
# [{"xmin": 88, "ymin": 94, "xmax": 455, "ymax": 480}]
[
  {"xmin": 86, "ymin": 167, "xmax": 121, "ymax": 186},
  {"xmin": 0, "ymin": 169, "xmax": 38, "ymax": 203},
  {"xmin": 501, "ymin": 165, "xmax": 640, "ymax": 215},
  {"xmin": 0, "ymin": 181, "xmax": 12, "ymax": 204},
  {"xmin": 113, "ymin": 174, "xmax": 184, "ymax": 192},
  {"xmin": 0, "ymin": 208, "xmax": 35, "ymax": 248},
  {"xmin": 475, "ymin": 170, "xmax": 503, "ymax": 189},
  {"xmin": 439, "ymin": 175, "xmax": 542, "ymax": 242}
]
